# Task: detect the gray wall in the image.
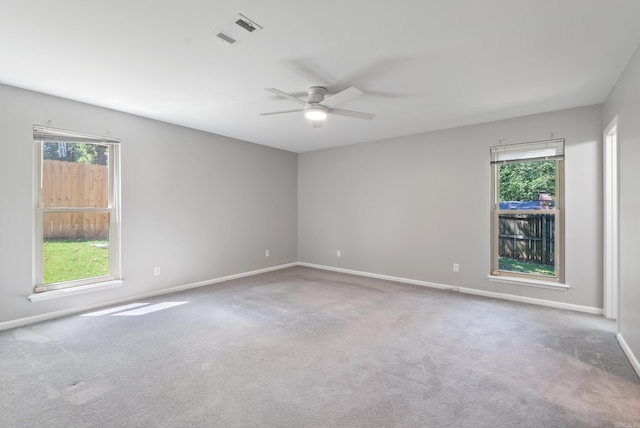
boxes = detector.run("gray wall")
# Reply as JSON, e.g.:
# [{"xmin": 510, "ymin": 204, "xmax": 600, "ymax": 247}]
[
  {"xmin": 0, "ymin": 84, "xmax": 298, "ymax": 324},
  {"xmin": 603, "ymin": 44, "xmax": 640, "ymax": 362},
  {"xmin": 299, "ymin": 105, "xmax": 603, "ymax": 309},
  {"xmin": 0, "ymin": 81, "xmax": 614, "ymax": 328}
]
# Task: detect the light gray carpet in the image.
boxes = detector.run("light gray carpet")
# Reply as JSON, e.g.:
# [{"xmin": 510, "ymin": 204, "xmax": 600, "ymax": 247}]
[{"xmin": 1, "ymin": 266, "xmax": 639, "ymax": 427}]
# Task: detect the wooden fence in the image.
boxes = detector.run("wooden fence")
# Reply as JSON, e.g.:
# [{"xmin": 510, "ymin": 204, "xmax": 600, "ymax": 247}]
[
  {"xmin": 498, "ymin": 213, "xmax": 555, "ymax": 265},
  {"xmin": 42, "ymin": 160, "xmax": 109, "ymax": 240}
]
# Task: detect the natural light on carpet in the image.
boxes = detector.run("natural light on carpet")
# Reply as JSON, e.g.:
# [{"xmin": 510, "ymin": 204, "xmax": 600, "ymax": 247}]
[{"xmin": 81, "ymin": 302, "xmax": 188, "ymax": 317}]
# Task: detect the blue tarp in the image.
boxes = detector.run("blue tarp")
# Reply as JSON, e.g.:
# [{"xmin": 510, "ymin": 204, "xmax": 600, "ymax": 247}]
[{"xmin": 499, "ymin": 201, "xmax": 555, "ymax": 210}]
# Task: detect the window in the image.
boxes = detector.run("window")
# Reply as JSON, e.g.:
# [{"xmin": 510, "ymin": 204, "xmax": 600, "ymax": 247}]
[
  {"xmin": 34, "ymin": 125, "xmax": 121, "ymax": 293},
  {"xmin": 490, "ymin": 139, "xmax": 564, "ymax": 283}
]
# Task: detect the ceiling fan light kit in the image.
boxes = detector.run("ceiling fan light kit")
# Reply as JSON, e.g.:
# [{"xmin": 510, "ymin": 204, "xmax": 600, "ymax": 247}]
[
  {"xmin": 261, "ymin": 85, "xmax": 375, "ymax": 127},
  {"xmin": 304, "ymin": 107, "xmax": 328, "ymax": 121}
]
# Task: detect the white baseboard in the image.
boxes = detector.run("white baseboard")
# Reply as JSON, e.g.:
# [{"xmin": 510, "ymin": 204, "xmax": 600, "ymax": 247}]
[
  {"xmin": 1, "ymin": 261, "xmax": 603, "ymax": 331},
  {"xmin": 129, "ymin": 262, "xmax": 298, "ymax": 300},
  {"xmin": 0, "ymin": 263, "xmax": 297, "ymax": 332},
  {"xmin": 297, "ymin": 262, "xmax": 453, "ymax": 290},
  {"xmin": 297, "ymin": 262, "xmax": 603, "ymax": 315},
  {"xmin": 0, "ymin": 306, "xmax": 103, "ymax": 332},
  {"xmin": 459, "ymin": 286, "xmax": 602, "ymax": 315},
  {"xmin": 617, "ymin": 333, "xmax": 640, "ymax": 379}
]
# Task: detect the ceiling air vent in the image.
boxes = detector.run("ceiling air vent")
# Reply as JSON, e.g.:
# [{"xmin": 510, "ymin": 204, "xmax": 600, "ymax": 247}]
[
  {"xmin": 216, "ymin": 32, "xmax": 236, "ymax": 45},
  {"xmin": 212, "ymin": 13, "xmax": 263, "ymax": 45}
]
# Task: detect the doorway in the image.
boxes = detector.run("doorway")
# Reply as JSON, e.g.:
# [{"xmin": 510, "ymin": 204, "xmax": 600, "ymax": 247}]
[{"xmin": 603, "ymin": 116, "xmax": 619, "ymax": 320}]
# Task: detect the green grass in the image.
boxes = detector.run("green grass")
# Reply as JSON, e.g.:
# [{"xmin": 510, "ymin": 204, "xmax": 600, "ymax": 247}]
[
  {"xmin": 499, "ymin": 257, "xmax": 555, "ymax": 276},
  {"xmin": 43, "ymin": 239, "xmax": 109, "ymax": 284}
]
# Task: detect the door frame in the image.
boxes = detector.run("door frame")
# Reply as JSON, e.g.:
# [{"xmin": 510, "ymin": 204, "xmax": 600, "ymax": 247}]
[{"xmin": 603, "ymin": 116, "xmax": 619, "ymax": 320}]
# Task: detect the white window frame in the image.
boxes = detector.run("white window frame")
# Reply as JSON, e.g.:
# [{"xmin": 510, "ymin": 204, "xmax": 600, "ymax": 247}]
[
  {"xmin": 33, "ymin": 125, "xmax": 121, "ymax": 294},
  {"xmin": 490, "ymin": 139, "xmax": 565, "ymax": 285}
]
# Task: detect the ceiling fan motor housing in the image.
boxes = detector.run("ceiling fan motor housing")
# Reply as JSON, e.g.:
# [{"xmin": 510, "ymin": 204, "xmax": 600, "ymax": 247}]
[
  {"xmin": 307, "ymin": 86, "xmax": 328, "ymax": 103},
  {"xmin": 304, "ymin": 87, "xmax": 329, "ymax": 119},
  {"xmin": 261, "ymin": 85, "xmax": 373, "ymax": 123}
]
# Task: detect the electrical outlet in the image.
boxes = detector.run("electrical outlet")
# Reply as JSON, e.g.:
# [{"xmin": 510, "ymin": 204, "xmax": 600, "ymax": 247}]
[
  {"xmin": 337, "ymin": 250, "xmax": 341, "ymax": 257},
  {"xmin": 265, "ymin": 250, "xmax": 270, "ymax": 257},
  {"xmin": 154, "ymin": 267, "xmax": 161, "ymax": 276},
  {"xmin": 453, "ymin": 263, "xmax": 460, "ymax": 273}
]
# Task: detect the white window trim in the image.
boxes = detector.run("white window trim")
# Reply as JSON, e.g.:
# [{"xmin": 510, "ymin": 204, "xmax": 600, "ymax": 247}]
[
  {"xmin": 490, "ymin": 139, "xmax": 565, "ymax": 284},
  {"xmin": 487, "ymin": 275, "xmax": 570, "ymax": 291},
  {"xmin": 28, "ymin": 280, "xmax": 123, "ymax": 302},
  {"xmin": 33, "ymin": 125, "xmax": 122, "ymax": 295}
]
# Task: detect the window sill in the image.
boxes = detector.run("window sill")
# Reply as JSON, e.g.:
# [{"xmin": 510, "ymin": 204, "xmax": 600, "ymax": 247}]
[
  {"xmin": 28, "ymin": 280, "xmax": 123, "ymax": 302},
  {"xmin": 487, "ymin": 275, "xmax": 570, "ymax": 291}
]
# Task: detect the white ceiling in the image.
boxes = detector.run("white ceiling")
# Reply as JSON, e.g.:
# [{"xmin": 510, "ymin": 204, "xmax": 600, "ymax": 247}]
[{"xmin": 2, "ymin": 1, "xmax": 640, "ymax": 153}]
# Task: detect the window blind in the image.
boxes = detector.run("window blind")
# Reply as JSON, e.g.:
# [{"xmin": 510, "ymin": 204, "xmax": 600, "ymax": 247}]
[
  {"xmin": 490, "ymin": 139, "xmax": 564, "ymax": 164},
  {"xmin": 33, "ymin": 125, "xmax": 120, "ymax": 145}
]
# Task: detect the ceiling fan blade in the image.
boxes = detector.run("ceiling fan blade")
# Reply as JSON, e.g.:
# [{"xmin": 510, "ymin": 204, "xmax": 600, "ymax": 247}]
[
  {"xmin": 282, "ymin": 59, "xmax": 332, "ymax": 86},
  {"xmin": 268, "ymin": 92, "xmax": 307, "ymax": 100},
  {"xmin": 320, "ymin": 86, "xmax": 363, "ymax": 108},
  {"xmin": 312, "ymin": 120, "xmax": 324, "ymax": 128},
  {"xmin": 265, "ymin": 88, "xmax": 306, "ymax": 105},
  {"xmin": 330, "ymin": 108, "xmax": 375, "ymax": 120},
  {"xmin": 259, "ymin": 109, "xmax": 302, "ymax": 116}
]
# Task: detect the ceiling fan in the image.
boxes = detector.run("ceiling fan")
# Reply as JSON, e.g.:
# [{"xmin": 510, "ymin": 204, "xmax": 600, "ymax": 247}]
[{"xmin": 260, "ymin": 86, "xmax": 375, "ymax": 127}]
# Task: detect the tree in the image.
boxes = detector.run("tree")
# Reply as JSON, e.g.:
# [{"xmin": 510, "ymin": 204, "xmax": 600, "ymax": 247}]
[
  {"xmin": 499, "ymin": 160, "xmax": 555, "ymax": 201},
  {"xmin": 43, "ymin": 142, "xmax": 107, "ymax": 165}
]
